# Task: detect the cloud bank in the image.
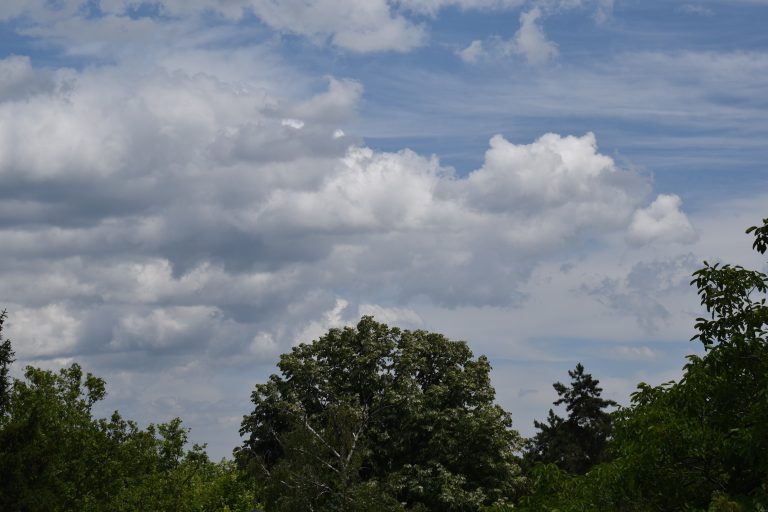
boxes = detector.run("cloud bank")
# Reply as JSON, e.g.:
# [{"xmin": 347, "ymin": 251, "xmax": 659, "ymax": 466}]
[{"xmin": 0, "ymin": 52, "xmax": 690, "ymax": 369}]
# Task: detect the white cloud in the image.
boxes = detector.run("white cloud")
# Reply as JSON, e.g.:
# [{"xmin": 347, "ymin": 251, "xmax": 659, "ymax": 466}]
[
  {"xmin": 10, "ymin": 304, "xmax": 81, "ymax": 358},
  {"xmin": 458, "ymin": 39, "xmax": 485, "ymax": 63},
  {"xmin": 357, "ymin": 304, "xmax": 424, "ymax": 328},
  {"xmin": 453, "ymin": 0, "xmax": 614, "ymax": 65},
  {"xmin": 294, "ymin": 298, "xmax": 350, "ymax": 344},
  {"xmin": 608, "ymin": 345, "xmax": 659, "ymax": 361},
  {"xmin": 626, "ymin": 194, "xmax": 698, "ymax": 246},
  {"xmin": 0, "ymin": 51, "xmax": 716, "ymax": 459},
  {"xmin": 113, "ymin": 306, "xmax": 219, "ymax": 351},
  {"xmin": 247, "ymin": 0, "xmax": 426, "ymax": 53},
  {"xmin": 0, "ymin": 0, "xmax": 526, "ymax": 54},
  {"xmin": 0, "ymin": 54, "xmax": 663, "ymax": 356},
  {"xmin": 508, "ymin": 7, "xmax": 559, "ymax": 65}
]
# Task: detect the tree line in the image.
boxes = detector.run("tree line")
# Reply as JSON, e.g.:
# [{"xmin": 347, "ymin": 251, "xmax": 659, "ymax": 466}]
[{"xmin": 1, "ymin": 217, "xmax": 767, "ymax": 511}]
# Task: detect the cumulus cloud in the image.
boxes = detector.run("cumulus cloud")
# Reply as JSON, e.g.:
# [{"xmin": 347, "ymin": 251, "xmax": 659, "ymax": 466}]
[
  {"xmin": 626, "ymin": 194, "xmax": 698, "ymax": 246},
  {"xmin": 455, "ymin": 0, "xmax": 614, "ymax": 65},
  {"xmin": 9, "ymin": 304, "xmax": 81, "ymax": 358},
  {"xmin": 456, "ymin": 6, "xmax": 560, "ymax": 65},
  {"xmin": 0, "ymin": 52, "xmax": 665, "ymax": 365},
  {"xmin": 0, "ymin": 51, "xmax": 699, "ymax": 457}
]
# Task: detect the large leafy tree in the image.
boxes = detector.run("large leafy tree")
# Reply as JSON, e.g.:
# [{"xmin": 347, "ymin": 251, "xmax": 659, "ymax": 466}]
[
  {"xmin": 237, "ymin": 316, "xmax": 524, "ymax": 511},
  {"xmin": 525, "ymin": 363, "xmax": 616, "ymax": 474}
]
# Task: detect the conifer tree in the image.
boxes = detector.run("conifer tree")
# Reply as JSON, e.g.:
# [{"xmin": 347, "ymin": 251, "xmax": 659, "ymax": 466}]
[{"xmin": 525, "ymin": 363, "xmax": 616, "ymax": 474}]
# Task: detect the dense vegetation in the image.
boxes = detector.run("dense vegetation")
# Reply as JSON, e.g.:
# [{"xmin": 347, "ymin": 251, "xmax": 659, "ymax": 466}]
[
  {"xmin": 0, "ymin": 310, "xmax": 258, "ymax": 511},
  {"xmin": 1, "ymin": 217, "xmax": 767, "ymax": 511},
  {"xmin": 235, "ymin": 318, "xmax": 523, "ymax": 511}
]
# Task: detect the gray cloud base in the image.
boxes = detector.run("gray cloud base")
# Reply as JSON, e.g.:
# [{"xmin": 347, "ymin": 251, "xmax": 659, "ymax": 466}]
[{"xmin": 0, "ymin": 49, "xmax": 698, "ymax": 458}]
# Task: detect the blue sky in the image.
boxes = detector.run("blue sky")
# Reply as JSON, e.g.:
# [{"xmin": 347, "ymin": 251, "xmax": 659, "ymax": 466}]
[{"xmin": 1, "ymin": 0, "xmax": 766, "ymax": 458}]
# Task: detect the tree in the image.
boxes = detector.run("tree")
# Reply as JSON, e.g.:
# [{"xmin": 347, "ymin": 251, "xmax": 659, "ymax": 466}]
[
  {"xmin": 237, "ymin": 316, "xmax": 524, "ymax": 511},
  {"xmin": 0, "ymin": 309, "xmax": 14, "ymax": 419},
  {"xmin": 0, "ymin": 312, "xmax": 259, "ymax": 511},
  {"xmin": 524, "ymin": 363, "xmax": 616, "ymax": 474}
]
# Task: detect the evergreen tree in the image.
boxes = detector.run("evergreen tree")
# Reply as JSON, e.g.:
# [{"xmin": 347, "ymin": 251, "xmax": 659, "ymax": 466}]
[{"xmin": 525, "ymin": 363, "xmax": 616, "ymax": 474}]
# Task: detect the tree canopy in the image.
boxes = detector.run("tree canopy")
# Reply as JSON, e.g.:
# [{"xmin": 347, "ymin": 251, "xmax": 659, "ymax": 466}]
[
  {"xmin": 0, "ymin": 314, "xmax": 258, "ymax": 512},
  {"xmin": 236, "ymin": 316, "xmax": 524, "ymax": 511}
]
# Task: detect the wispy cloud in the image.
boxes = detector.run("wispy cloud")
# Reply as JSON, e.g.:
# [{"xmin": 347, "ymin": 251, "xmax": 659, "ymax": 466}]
[{"xmin": 676, "ymin": 4, "xmax": 714, "ymax": 16}]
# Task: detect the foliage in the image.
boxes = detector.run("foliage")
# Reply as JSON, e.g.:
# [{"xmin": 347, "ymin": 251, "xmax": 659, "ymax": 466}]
[
  {"xmin": 524, "ymin": 363, "xmax": 616, "ymax": 474},
  {"xmin": 0, "ymin": 309, "xmax": 14, "ymax": 419},
  {"xmin": 237, "ymin": 316, "xmax": 524, "ymax": 511},
  {"xmin": 0, "ymin": 326, "xmax": 259, "ymax": 512}
]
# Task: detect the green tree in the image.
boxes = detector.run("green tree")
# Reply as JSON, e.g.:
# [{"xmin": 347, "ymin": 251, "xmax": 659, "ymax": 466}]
[
  {"xmin": 0, "ymin": 314, "xmax": 259, "ymax": 511},
  {"xmin": 0, "ymin": 309, "xmax": 14, "ymax": 419},
  {"xmin": 237, "ymin": 316, "xmax": 524, "ymax": 511},
  {"xmin": 524, "ymin": 363, "xmax": 616, "ymax": 474}
]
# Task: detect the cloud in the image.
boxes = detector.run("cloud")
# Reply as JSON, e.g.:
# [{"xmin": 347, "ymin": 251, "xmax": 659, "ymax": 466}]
[
  {"xmin": 0, "ymin": 56, "xmax": 61, "ymax": 101},
  {"xmin": 677, "ymin": 4, "xmax": 714, "ymax": 16},
  {"xmin": 0, "ymin": 50, "xmax": 707, "ymax": 458},
  {"xmin": 0, "ymin": 53, "xmax": 666, "ymax": 362},
  {"xmin": 508, "ymin": 7, "xmax": 559, "ymax": 65},
  {"xmin": 0, "ymin": 0, "xmax": 527, "ymax": 54},
  {"xmin": 293, "ymin": 298, "xmax": 350, "ymax": 345},
  {"xmin": 9, "ymin": 304, "xmax": 81, "ymax": 358},
  {"xmin": 457, "ymin": 0, "xmax": 617, "ymax": 65},
  {"xmin": 581, "ymin": 253, "xmax": 699, "ymax": 334},
  {"xmin": 397, "ymin": 0, "xmax": 524, "ymax": 16},
  {"xmin": 246, "ymin": 0, "xmax": 426, "ymax": 53},
  {"xmin": 607, "ymin": 345, "xmax": 659, "ymax": 361},
  {"xmin": 357, "ymin": 304, "xmax": 424, "ymax": 328},
  {"xmin": 626, "ymin": 194, "xmax": 698, "ymax": 246},
  {"xmin": 457, "ymin": 3, "xmax": 571, "ymax": 66},
  {"xmin": 5, "ymin": 0, "xmax": 425, "ymax": 54},
  {"xmin": 592, "ymin": 0, "xmax": 614, "ymax": 24},
  {"xmin": 458, "ymin": 40, "xmax": 485, "ymax": 63}
]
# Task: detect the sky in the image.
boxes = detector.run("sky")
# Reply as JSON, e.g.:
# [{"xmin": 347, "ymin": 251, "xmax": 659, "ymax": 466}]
[{"xmin": 1, "ymin": 0, "xmax": 767, "ymax": 459}]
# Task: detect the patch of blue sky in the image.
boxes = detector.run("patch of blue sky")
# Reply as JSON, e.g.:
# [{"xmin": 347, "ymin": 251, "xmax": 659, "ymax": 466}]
[
  {"xmin": 0, "ymin": 20, "xmax": 84, "ymax": 69},
  {"xmin": 603, "ymin": 1, "xmax": 767, "ymax": 52}
]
